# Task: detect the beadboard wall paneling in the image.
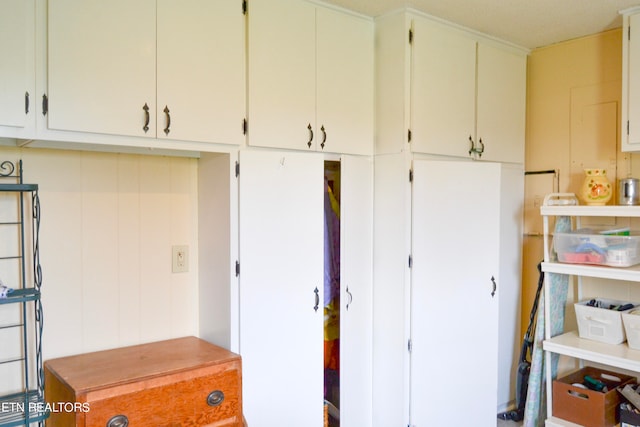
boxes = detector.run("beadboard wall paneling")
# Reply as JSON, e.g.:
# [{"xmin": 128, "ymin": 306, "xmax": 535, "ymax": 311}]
[{"xmin": 0, "ymin": 147, "xmax": 199, "ymax": 360}]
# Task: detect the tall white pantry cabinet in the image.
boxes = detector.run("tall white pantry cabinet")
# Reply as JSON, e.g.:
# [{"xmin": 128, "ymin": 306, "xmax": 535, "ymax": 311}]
[
  {"xmin": 237, "ymin": 151, "xmax": 373, "ymax": 427},
  {"xmin": 373, "ymin": 8, "xmax": 527, "ymax": 427},
  {"xmin": 238, "ymin": 0, "xmax": 375, "ymax": 424}
]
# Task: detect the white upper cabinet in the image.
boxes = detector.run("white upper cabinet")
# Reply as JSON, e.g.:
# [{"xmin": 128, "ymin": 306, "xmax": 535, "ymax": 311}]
[
  {"xmin": 476, "ymin": 42, "xmax": 527, "ymax": 163},
  {"xmin": 48, "ymin": 0, "xmax": 156, "ymax": 138},
  {"xmin": 248, "ymin": 0, "xmax": 373, "ymax": 155},
  {"xmin": 316, "ymin": 8, "xmax": 374, "ymax": 155},
  {"xmin": 376, "ymin": 11, "xmax": 527, "ymax": 163},
  {"xmin": 0, "ymin": 0, "xmax": 36, "ymax": 137},
  {"xmin": 410, "ymin": 17, "xmax": 476, "ymax": 158},
  {"xmin": 248, "ymin": 0, "xmax": 316, "ymax": 151},
  {"xmin": 157, "ymin": 0, "xmax": 245, "ymax": 145},
  {"xmin": 622, "ymin": 7, "xmax": 640, "ymax": 151},
  {"xmin": 47, "ymin": 0, "xmax": 245, "ymax": 145}
]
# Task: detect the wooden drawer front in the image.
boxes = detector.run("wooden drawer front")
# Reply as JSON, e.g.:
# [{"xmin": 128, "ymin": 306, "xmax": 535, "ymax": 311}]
[{"xmin": 83, "ymin": 367, "xmax": 242, "ymax": 427}]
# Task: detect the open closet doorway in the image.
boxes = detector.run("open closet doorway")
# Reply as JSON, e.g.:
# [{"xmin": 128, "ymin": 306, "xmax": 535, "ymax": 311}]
[{"xmin": 324, "ymin": 160, "xmax": 341, "ymax": 426}]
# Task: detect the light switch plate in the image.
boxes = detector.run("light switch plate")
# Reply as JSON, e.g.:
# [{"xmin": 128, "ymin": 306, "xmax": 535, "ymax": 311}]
[{"xmin": 172, "ymin": 245, "xmax": 189, "ymax": 273}]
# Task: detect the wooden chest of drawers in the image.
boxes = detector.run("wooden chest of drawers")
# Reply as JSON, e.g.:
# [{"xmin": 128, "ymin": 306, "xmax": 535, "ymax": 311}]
[{"xmin": 44, "ymin": 336, "xmax": 242, "ymax": 427}]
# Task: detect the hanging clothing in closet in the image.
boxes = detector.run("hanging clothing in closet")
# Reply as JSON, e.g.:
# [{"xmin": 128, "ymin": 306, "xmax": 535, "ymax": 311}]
[{"xmin": 324, "ymin": 179, "xmax": 340, "ymax": 372}]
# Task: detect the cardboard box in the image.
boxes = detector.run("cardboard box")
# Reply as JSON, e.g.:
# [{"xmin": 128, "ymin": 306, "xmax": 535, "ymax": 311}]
[{"xmin": 553, "ymin": 366, "xmax": 635, "ymax": 427}]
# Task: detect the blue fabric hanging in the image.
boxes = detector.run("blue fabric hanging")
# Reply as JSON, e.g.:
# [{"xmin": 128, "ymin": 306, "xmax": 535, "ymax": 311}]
[{"xmin": 523, "ymin": 216, "xmax": 571, "ymax": 426}]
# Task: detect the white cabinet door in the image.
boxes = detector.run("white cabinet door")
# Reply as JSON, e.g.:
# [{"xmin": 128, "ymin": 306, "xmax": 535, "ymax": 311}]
[
  {"xmin": 477, "ymin": 43, "xmax": 526, "ymax": 163},
  {"xmin": 409, "ymin": 15, "xmax": 526, "ymax": 162},
  {"xmin": 316, "ymin": 9, "xmax": 374, "ymax": 155},
  {"xmin": 157, "ymin": 0, "xmax": 245, "ymax": 145},
  {"xmin": 624, "ymin": 11, "xmax": 640, "ymax": 149},
  {"xmin": 239, "ymin": 150, "xmax": 324, "ymax": 427},
  {"xmin": 248, "ymin": 0, "xmax": 373, "ymax": 155},
  {"xmin": 0, "ymin": 0, "xmax": 35, "ymax": 134},
  {"xmin": 247, "ymin": 0, "xmax": 316, "ymax": 151},
  {"xmin": 340, "ymin": 155, "xmax": 373, "ymax": 427},
  {"xmin": 47, "ymin": 0, "xmax": 156, "ymax": 137},
  {"xmin": 410, "ymin": 16, "xmax": 476, "ymax": 157},
  {"xmin": 410, "ymin": 160, "xmax": 500, "ymax": 425}
]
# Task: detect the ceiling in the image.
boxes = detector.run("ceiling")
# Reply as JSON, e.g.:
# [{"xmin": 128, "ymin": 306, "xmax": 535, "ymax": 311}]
[{"xmin": 321, "ymin": 0, "xmax": 640, "ymax": 49}]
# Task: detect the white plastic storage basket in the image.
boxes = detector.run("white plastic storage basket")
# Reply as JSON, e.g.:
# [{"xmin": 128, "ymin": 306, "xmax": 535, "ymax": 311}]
[
  {"xmin": 622, "ymin": 309, "xmax": 640, "ymax": 350},
  {"xmin": 575, "ymin": 299, "xmax": 636, "ymax": 344}
]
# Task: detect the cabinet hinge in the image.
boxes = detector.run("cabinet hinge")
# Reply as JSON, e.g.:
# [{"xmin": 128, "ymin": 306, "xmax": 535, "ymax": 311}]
[
  {"xmin": 409, "ymin": 28, "xmax": 413, "ymax": 44},
  {"xmin": 242, "ymin": 0, "xmax": 247, "ymax": 15},
  {"xmin": 42, "ymin": 94, "xmax": 48, "ymax": 116},
  {"xmin": 243, "ymin": 118, "xmax": 248, "ymax": 135},
  {"xmin": 407, "ymin": 129, "xmax": 412, "ymax": 142},
  {"xmin": 409, "ymin": 169, "xmax": 413, "ymax": 183},
  {"xmin": 235, "ymin": 260, "xmax": 240, "ymax": 277},
  {"xmin": 235, "ymin": 161, "xmax": 240, "ymax": 177},
  {"xmin": 408, "ymin": 254, "xmax": 413, "ymax": 268},
  {"xmin": 408, "ymin": 339, "xmax": 412, "ymax": 353}
]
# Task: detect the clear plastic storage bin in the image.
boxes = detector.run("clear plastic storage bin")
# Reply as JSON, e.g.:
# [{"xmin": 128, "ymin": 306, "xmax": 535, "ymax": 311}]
[{"xmin": 554, "ymin": 229, "xmax": 640, "ymax": 267}]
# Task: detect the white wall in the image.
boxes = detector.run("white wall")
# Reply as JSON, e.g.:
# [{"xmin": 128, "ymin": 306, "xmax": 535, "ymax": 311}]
[{"xmin": 0, "ymin": 147, "xmax": 199, "ymax": 369}]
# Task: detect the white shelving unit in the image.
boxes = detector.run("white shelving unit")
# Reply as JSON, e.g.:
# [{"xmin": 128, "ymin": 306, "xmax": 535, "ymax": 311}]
[{"xmin": 540, "ymin": 195, "xmax": 640, "ymax": 426}]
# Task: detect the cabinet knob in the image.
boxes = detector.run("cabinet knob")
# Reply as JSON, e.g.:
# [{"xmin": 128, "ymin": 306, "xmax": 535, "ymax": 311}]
[
  {"xmin": 207, "ymin": 390, "xmax": 225, "ymax": 407},
  {"xmin": 307, "ymin": 123, "xmax": 314, "ymax": 148},
  {"xmin": 106, "ymin": 414, "xmax": 129, "ymax": 427}
]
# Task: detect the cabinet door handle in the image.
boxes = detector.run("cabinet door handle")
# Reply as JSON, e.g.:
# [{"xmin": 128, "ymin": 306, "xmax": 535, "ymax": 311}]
[
  {"xmin": 25, "ymin": 92, "xmax": 29, "ymax": 115},
  {"xmin": 468, "ymin": 136, "xmax": 485, "ymax": 158},
  {"xmin": 42, "ymin": 94, "xmax": 48, "ymax": 116},
  {"xmin": 207, "ymin": 390, "xmax": 225, "ymax": 407},
  {"xmin": 142, "ymin": 103, "xmax": 150, "ymax": 133},
  {"xmin": 346, "ymin": 286, "xmax": 353, "ymax": 311},
  {"xmin": 491, "ymin": 276, "xmax": 497, "ymax": 297},
  {"xmin": 307, "ymin": 123, "xmax": 314, "ymax": 148},
  {"xmin": 106, "ymin": 415, "xmax": 128, "ymax": 427},
  {"xmin": 314, "ymin": 287, "xmax": 319, "ymax": 312},
  {"xmin": 163, "ymin": 105, "xmax": 171, "ymax": 136},
  {"xmin": 320, "ymin": 125, "xmax": 326, "ymax": 149},
  {"xmin": 477, "ymin": 138, "xmax": 485, "ymax": 157}
]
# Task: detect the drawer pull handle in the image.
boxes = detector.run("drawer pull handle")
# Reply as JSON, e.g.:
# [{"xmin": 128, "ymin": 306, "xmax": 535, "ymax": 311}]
[
  {"xmin": 207, "ymin": 390, "xmax": 225, "ymax": 407},
  {"xmin": 106, "ymin": 415, "xmax": 129, "ymax": 427}
]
